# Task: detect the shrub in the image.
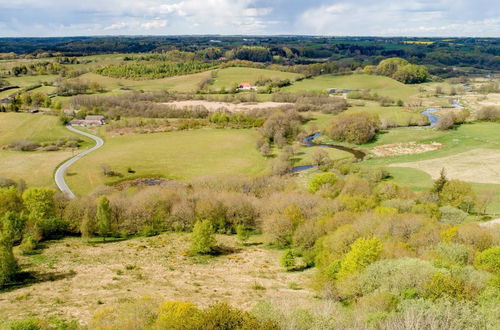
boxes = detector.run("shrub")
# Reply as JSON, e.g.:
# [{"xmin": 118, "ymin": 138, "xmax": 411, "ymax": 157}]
[
  {"xmin": 0, "ymin": 187, "xmax": 23, "ymax": 217},
  {"xmin": 8, "ymin": 140, "xmax": 41, "ymax": 151},
  {"xmin": 236, "ymin": 224, "xmax": 251, "ymax": 243},
  {"xmin": 474, "ymin": 246, "xmax": 500, "ymax": 274},
  {"xmin": 327, "ymin": 112, "xmax": 380, "ymax": 144},
  {"xmin": 381, "ymin": 199, "xmax": 415, "ymax": 213},
  {"xmin": 424, "ymin": 272, "xmax": 469, "ymax": 300},
  {"xmin": 337, "ymin": 237, "xmax": 382, "ymax": 279},
  {"xmin": 21, "ymin": 188, "xmax": 56, "ymax": 220},
  {"xmin": 200, "ymin": 302, "xmax": 276, "ymax": 329},
  {"xmin": 308, "ymin": 172, "xmax": 338, "ymax": 193},
  {"xmin": 154, "ymin": 301, "xmax": 202, "ymax": 329},
  {"xmin": 281, "ymin": 249, "xmax": 296, "ymax": 271},
  {"xmin": 440, "ymin": 180, "xmax": 476, "ymax": 212},
  {"xmin": 439, "ymin": 205, "xmax": 468, "ymax": 224},
  {"xmin": 190, "ymin": 220, "xmax": 216, "ymax": 254},
  {"xmin": 435, "ymin": 113, "xmax": 455, "ymax": 130},
  {"xmin": 360, "ymin": 258, "xmax": 436, "ymax": 297},
  {"xmin": 427, "ymin": 242, "xmax": 470, "ymax": 267},
  {"xmin": 476, "ymin": 106, "xmax": 500, "ymax": 121}
]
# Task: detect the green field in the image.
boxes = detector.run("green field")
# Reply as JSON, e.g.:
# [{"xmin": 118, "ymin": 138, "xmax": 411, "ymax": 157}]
[
  {"xmin": 211, "ymin": 67, "xmax": 302, "ymax": 90},
  {"xmin": 5, "ymin": 74, "xmax": 59, "ymax": 88},
  {"xmin": 284, "ymin": 74, "xmax": 419, "ymax": 100},
  {"xmin": 346, "ymin": 102, "xmax": 427, "ymax": 127},
  {"xmin": 66, "ymin": 129, "xmax": 269, "ymax": 195},
  {"xmin": 0, "ymin": 112, "xmax": 84, "ymax": 145},
  {"xmin": 0, "ymin": 150, "xmax": 72, "ymax": 188}
]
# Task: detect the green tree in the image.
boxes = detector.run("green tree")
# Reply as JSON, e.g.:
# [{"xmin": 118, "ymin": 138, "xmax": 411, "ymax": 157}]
[
  {"xmin": 96, "ymin": 196, "xmax": 111, "ymax": 241},
  {"xmin": 308, "ymin": 172, "xmax": 338, "ymax": 193},
  {"xmin": 440, "ymin": 180, "xmax": 476, "ymax": 212},
  {"xmin": 338, "ymin": 237, "xmax": 383, "ymax": 279},
  {"xmin": 474, "ymin": 246, "xmax": 500, "ymax": 274},
  {"xmin": 21, "ymin": 188, "xmax": 55, "ymax": 220},
  {"xmin": 0, "ymin": 212, "xmax": 18, "ymax": 287},
  {"xmin": 0, "ymin": 187, "xmax": 23, "ymax": 217},
  {"xmin": 432, "ymin": 168, "xmax": 448, "ymax": 193},
  {"xmin": 191, "ymin": 220, "xmax": 216, "ymax": 254}
]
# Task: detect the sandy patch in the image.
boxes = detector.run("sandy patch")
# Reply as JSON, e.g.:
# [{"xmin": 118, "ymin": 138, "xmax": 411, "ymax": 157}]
[
  {"xmin": 162, "ymin": 100, "xmax": 290, "ymax": 112},
  {"xmin": 0, "ymin": 234, "xmax": 315, "ymax": 324},
  {"xmin": 371, "ymin": 142, "xmax": 442, "ymax": 157},
  {"xmin": 462, "ymin": 93, "xmax": 500, "ymax": 109},
  {"xmin": 390, "ymin": 148, "xmax": 500, "ymax": 184},
  {"xmin": 479, "ymin": 218, "xmax": 500, "ymax": 228}
]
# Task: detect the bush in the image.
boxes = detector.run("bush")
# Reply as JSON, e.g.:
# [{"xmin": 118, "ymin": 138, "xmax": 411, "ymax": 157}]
[
  {"xmin": 327, "ymin": 112, "xmax": 380, "ymax": 144},
  {"xmin": 8, "ymin": 140, "xmax": 41, "ymax": 151},
  {"xmin": 190, "ymin": 220, "xmax": 216, "ymax": 254},
  {"xmin": 154, "ymin": 301, "xmax": 202, "ymax": 329},
  {"xmin": 427, "ymin": 242, "xmax": 470, "ymax": 267},
  {"xmin": 435, "ymin": 113, "xmax": 455, "ymax": 130},
  {"xmin": 439, "ymin": 205, "xmax": 468, "ymax": 224},
  {"xmin": 424, "ymin": 272, "xmax": 469, "ymax": 300},
  {"xmin": 476, "ymin": 106, "xmax": 500, "ymax": 121},
  {"xmin": 337, "ymin": 237, "xmax": 382, "ymax": 279},
  {"xmin": 474, "ymin": 246, "xmax": 500, "ymax": 274},
  {"xmin": 360, "ymin": 258, "xmax": 436, "ymax": 297},
  {"xmin": 308, "ymin": 172, "xmax": 338, "ymax": 193}
]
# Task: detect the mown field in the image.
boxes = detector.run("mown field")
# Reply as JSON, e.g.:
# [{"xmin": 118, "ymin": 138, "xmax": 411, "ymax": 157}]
[
  {"xmin": 0, "ymin": 233, "xmax": 314, "ymax": 323},
  {"xmin": 65, "ymin": 129, "xmax": 269, "ymax": 195},
  {"xmin": 0, "ymin": 113, "xmax": 91, "ymax": 187},
  {"xmin": 0, "ymin": 113, "xmax": 77, "ymax": 145},
  {"xmin": 283, "ymin": 73, "xmax": 419, "ymax": 100},
  {"xmin": 211, "ymin": 67, "xmax": 302, "ymax": 90}
]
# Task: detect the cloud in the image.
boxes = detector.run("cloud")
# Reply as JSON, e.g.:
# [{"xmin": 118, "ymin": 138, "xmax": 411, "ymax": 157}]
[{"xmin": 0, "ymin": 0, "xmax": 498, "ymax": 36}]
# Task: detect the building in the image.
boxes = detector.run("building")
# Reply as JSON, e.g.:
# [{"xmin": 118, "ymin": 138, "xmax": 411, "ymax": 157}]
[
  {"xmin": 238, "ymin": 82, "xmax": 257, "ymax": 91},
  {"xmin": 69, "ymin": 115, "xmax": 105, "ymax": 127}
]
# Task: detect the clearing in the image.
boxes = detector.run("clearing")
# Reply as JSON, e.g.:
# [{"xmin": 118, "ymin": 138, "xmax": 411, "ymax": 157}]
[
  {"xmin": 371, "ymin": 142, "xmax": 442, "ymax": 157},
  {"xmin": 0, "ymin": 234, "xmax": 314, "ymax": 323},
  {"xmin": 65, "ymin": 129, "xmax": 268, "ymax": 195},
  {"xmin": 390, "ymin": 148, "xmax": 500, "ymax": 184},
  {"xmin": 161, "ymin": 100, "xmax": 289, "ymax": 112},
  {"xmin": 212, "ymin": 67, "xmax": 302, "ymax": 90},
  {"xmin": 283, "ymin": 73, "xmax": 419, "ymax": 101}
]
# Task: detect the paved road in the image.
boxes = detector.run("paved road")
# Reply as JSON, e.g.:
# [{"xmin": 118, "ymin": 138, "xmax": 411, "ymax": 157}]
[{"xmin": 54, "ymin": 126, "xmax": 104, "ymax": 198}]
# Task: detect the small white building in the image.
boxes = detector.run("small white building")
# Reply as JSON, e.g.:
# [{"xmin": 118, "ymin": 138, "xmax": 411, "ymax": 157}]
[{"xmin": 70, "ymin": 115, "xmax": 105, "ymax": 127}]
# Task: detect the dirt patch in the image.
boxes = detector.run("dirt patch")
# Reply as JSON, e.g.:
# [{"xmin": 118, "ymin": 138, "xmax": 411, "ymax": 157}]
[
  {"xmin": 162, "ymin": 100, "xmax": 290, "ymax": 112},
  {"xmin": 0, "ymin": 234, "xmax": 315, "ymax": 324},
  {"xmin": 371, "ymin": 142, "xmax": 442, "ymax": 157},
  {"xmin": 390, "ymin": 148, "xmax": 500, "ymax": 184}
]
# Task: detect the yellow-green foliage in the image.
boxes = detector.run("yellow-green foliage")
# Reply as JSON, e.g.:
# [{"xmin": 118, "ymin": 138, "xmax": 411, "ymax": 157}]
[
  {"xmin": 474, "ymin": 246, "xmax": 500, "ymax": 274},
  {"xmin": 190, "ymin": 220, "xmax": 216, "ymax": 254},
  {"xmin": 153, "ymin": 301, "xmax": 202, "ymax": 329},
  {"xmin": 424, "ymin": 272, "xmax": 470, "ymax": 300},
  {"xmin": 308, "ymin": 172, "xmax": 338, "ymax": 193},
  {"xmin": 337, "ymin": 237, "xmax": 383, "ymax": 279},
  {"xmin": 21, "ymin": 187, "xmax": 55, "ymax": 220}
]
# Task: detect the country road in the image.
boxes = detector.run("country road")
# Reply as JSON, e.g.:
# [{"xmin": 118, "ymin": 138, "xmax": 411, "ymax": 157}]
[{"xmin": 54, "ymin": 125, "xmax": 104, "ymax": 198}]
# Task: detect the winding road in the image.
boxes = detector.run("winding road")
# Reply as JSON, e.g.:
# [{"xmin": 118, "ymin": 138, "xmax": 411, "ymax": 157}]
[{"xmin": 54, "ymin": 126, "xmax": 104, "ymax": 198}]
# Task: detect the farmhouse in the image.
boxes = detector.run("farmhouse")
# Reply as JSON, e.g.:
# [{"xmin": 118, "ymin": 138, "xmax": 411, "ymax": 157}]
[
  {"xmin": 238, "ymin": 82, "xmax": 257, "ymax": 91},
  {"xmin": 70, "ymin": 115, "xmax": 105, "ymax": 127}
]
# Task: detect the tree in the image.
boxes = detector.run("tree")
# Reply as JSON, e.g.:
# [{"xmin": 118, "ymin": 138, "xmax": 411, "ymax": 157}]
[
  {"xmin": 474, "ymin": 246, "xmax": 500, "ymax": 274},
  {"xmin": 337, "ymin": 237, "xmax": 382, "ymax": 279},
  {"xmin": 327, "ymin": 112, "xmax": 380, "ymax": 144},
  {"xmin": 190, "ymin": 220, "xmax": 216, "ymax": 254},
  {"xmin": 439, "ymin": 180, "xmax": 476, "ymax": 212},
  {"xmin": 435, "ymin": 113, "xmax": 454, "ymax": 130},
  {"xmin": 432, "ymin": 168, "xmax": 448, "ymax": 193},
  {"xmin": 96, "ymin": 196, "xmax": 111, "ymax": 241},
  {"xmin": 0, "ymin": 212, "xmax": 18, "ymax": 287},
  {"xmin": 0, "ymin": 187, "xmax": 23, "ymax": 217},
  {"xmin": 308, "ymin": 172, "xmax": 338, "ymax": 193},
  {"xmin": 21, "ymin": 188, "xmax": 55, "ymax": 220}
]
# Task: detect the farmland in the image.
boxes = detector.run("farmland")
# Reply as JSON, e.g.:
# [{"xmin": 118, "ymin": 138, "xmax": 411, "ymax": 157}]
[{"xmin": 0, "ymin": 37, "xmax": 499, "ymax": 329}]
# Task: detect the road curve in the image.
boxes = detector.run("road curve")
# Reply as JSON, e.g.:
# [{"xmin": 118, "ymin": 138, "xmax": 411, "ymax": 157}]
[{"xmin": 54, "ymin": 125, "xmax": 104, "ymax": 198}]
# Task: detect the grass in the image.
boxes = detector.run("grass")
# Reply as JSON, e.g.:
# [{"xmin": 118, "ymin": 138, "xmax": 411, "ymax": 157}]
[
  {"xmin": 1, "ymin": 233, "xmax": 314, "ymax": 323},
  {"xmin": 345, "ymin": 103, "xmax": 426, "ymax": 127},
  {"xmin": 211, "ymin": 67, "xmax": 302, "ymax": 90},
  {"xmin": 283, "ymin": 73, "xmax": 419, "ymax": 101},
  {"xmin": 66, "ymin": 128, "xmax": 269, "ymax": 195},
  {"xmin": 5, "ymin": 74, "xmax": 58, "ymax": 88},
  {"xmin": 0, "ymin": 150, "xmax": 73, "ymax": 187},
  {"xmin": 0, "ymin": 113, "xmax": 88, "ymax": 145},
  {"xmin": 72, "ymin": 71, "xmax": 214, "ymax": 93},
  {"xmin": 292, "ymin": 145, "xmax": 353, "ymax": 166}
]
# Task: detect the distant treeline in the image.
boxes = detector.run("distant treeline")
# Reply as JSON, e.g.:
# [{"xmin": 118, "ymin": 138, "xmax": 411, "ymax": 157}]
[{"xmin": 0, "ymin": 36, "xmax": 498, "ymax": 74}]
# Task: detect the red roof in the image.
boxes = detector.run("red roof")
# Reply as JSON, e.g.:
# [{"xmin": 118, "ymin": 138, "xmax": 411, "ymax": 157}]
[{"xmin": 239, "ymin": 82, "xmax": 252, "ymax": 87}]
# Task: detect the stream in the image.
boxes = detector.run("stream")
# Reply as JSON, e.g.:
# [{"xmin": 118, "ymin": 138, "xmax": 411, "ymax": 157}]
[
  {"xmin": 421, "ymin": 99, "xmax": 464, "ymax": 127},
  {"xmin": 291, "ymin": 133, "xmax": 365, "ymax": 173}
]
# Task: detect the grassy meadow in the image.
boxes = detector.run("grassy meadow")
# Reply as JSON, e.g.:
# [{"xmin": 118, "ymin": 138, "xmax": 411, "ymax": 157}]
[
  {"xmin": 65, "ymin": 128, "xmax": 269, "ymax": 195},
  {"xmin": 211, "ymin": 67, "xmax": 302, "ymax": 90},
  {"xmin": 283, "ymin": 73, "xmax": 419, "ymax": 100}
]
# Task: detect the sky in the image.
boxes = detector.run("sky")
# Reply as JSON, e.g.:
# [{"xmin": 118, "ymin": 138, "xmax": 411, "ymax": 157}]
[{"xmin": 0, "ymin": 0, "xmax": 499, "ymax": 37}]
